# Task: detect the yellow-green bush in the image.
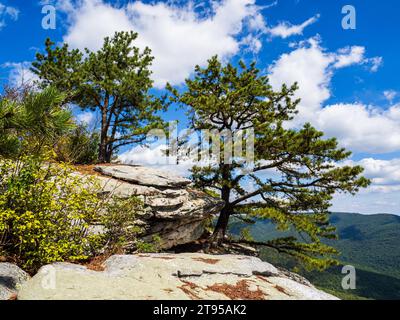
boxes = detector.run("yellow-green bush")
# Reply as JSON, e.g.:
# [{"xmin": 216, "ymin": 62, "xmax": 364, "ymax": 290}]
[
  {"xmin": 0, "ymin": 156, "xmax": 102, "ymax": 271},
  {"xmin": 0, "ymin": 156, "xmax": 144, "ymax": 272}
]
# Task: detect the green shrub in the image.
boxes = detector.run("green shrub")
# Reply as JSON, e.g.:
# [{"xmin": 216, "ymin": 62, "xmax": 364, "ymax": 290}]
[
  {"xmin": 0, "ymin": 156, "xmax": 144, "ymax": 271},
  {"xmin": 98, "ymin": 195, "xmax": 144, "ymax": 254},
  {"xmin": 0, "ymin": 156, "xmax": 103, "ymax": 271},
  {"xmin": 135, "ymin": 234, "xmax": 163, "ymax": 253},
  {"xmin": 55, "ymin": 124, "xmax": 100, "ymax": 164}
]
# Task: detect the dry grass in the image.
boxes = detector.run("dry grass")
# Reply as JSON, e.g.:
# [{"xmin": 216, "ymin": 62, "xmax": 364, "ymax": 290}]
[
  {"xmin": 178, "ymin": 280, "xmax": 202, "ymax": 300},
  {"xmin": 206, "ymin": 280, "xmax": 266, "ymax": 300},
  {"xmin": 73, "ymin": 164, "xmax": 110, "ymax": 176},
  {"xmin": 84, "ymin": 255, "xmax": 109, "ymax": 272}
]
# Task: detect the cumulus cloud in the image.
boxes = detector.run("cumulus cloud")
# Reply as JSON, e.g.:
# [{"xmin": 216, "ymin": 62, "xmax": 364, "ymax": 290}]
[
  {"xmin": 267, "ymin": 14, "xmax": 320, "ymax": 38},
  {"xmin": 0, "ymin": 2, "xmax": 19, "ymax": 29},
  {"xmin": 54, "ymin": 0, "xmax": 265, "ymax": 88},
  {"xmin": 354, "ymin": 158, "xmax": 400, "ymax": 190},
  {"xmin": 268, "ymin": 37, "xmax": 334, "ymax": 120},
  {"xmin": 333, "ymin": 46, "xmax": 365, "ymax": 69},
  {"xmin": 268, "ymin": 37, "xmax": 392, "ymax": 153},
  {"xmin": 314, "ymin": 103, "xmax": 400, "ymax": 153}
]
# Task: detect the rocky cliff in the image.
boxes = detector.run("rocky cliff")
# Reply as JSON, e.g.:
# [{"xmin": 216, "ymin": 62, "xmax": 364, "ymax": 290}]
[
  {"xmin": 15, "ymin": 253, "xmax": 338, "ymax": 300},
  {"xmin": 82, "ymin": 165, "xmax": 224, "ymax": 249}
]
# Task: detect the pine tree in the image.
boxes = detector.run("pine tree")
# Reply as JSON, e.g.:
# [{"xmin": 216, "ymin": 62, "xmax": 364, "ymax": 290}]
[
  {"xmin": 0, "ymin": 86, "xmax": 73, "ymax": 157},
  {"xmin": 168, "ymin": 56, "xmax": 370, "ymax": 269},
  {"xmin": 32, "ymin": 31, "xmax": 166, "ymax": 163}
]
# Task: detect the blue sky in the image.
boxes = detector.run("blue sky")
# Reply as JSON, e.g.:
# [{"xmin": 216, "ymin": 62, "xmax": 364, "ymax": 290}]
[{"xmin": 1, "ymin": 0, "xmax": 400, "ymax": 214}]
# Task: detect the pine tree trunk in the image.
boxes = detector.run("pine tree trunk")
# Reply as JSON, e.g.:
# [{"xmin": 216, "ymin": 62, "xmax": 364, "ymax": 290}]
[
  {"xmin": 105, "ymin": 145, "xmax": 112, "ymax": 163},
  {"xmin": 212, "ymin": 206, "xmax": 231, "ymax": 244},
  {"xmin": 98, "ymin": 105, "xmax": 109, "ymax": 163},
  {"xmin": 211, "ymin": 177, "xmax": 231, "ymax": 245},
  {"xmin": 98, "ymin": 132, "xmax": 107, "ymax": 163}
]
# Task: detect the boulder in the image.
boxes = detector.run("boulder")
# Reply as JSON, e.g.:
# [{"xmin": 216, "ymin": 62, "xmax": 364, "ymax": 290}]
[
  {"xmin": 17, "ymin": 253, "xmax": 338, "ymax": 300},
  {"xmin": 87, "ymin": 165, "xmax": 224, "ymax": 249},
  {"xmin": 0, "ymin": 263, "xmax": 30, "ymax": 300}
]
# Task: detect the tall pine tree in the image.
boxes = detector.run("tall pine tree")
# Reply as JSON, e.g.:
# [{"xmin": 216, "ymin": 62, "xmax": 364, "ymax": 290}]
[{"xmin": 32, "ymin": 31, "xmax": 166, "ymax": 163}]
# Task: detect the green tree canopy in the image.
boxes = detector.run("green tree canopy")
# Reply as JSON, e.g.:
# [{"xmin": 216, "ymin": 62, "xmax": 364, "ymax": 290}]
[
  {"xmin": 31, "ymin": 31, "xmax": 166, "ymax": 162},
  {"xmin": 168, "ymin": 56, "xmax": 370, "ymax": 270}
]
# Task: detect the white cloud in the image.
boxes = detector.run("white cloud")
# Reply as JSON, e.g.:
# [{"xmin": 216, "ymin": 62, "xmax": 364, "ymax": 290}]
[
  {"xmin": 76, "ymin": 110, "xmax": 96, "ymax": 126},
  {"xmin": 2, "ymin": 62, "xmax": 39, "ymax": 87},
  {"xmin": 268, "ymin": 37, "xmax": 334, "ymax": 121},
  {"xmin": 268, "ymin": 37, "xmax": 392, "ymax": 153},
  {"xmin": 330, "ymin": 157, "xmax": 400, "ymax": 214},
  {"xmin": 267, "ymin": 14, "xmax": 319, "ymax": 39},
  {"xmin": 332, "ymin": 190, "xmax": 400, "ymax": 214},
  {"xmin": 368, "ymin": 56, "xmax": 383, "ymax": 72},
  {"xmin": 56, "ymin": 0, "xmax": 265, "ymax": 88},
  {"xmin": 314, "ymin": 103, "xmax": 400, "ymax": 153},
  {"xmin": 0, "ymin": 2, "xmax": 19, "ymax": 29},
  {"xmin": 384, "ymin": 90, "xmax": 397, "ymax": 103},
  {"xmin": 333, "ymin": 46, "xmax": 365, "ymax": 69},
  {"xmin": 355, "ymin": 158, "xmax": 400, "ymax": 189}
]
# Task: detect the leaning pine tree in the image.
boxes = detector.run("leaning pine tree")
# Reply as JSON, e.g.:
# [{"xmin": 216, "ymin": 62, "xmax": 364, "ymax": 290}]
[{"xmin": 168, "ymin": 56, "xmax": 370, "ymax": 270}]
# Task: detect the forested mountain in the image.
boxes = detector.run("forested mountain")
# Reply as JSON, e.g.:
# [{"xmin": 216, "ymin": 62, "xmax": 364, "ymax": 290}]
[{"xmin": 229, "ymin": 212, "xmax": 400, "ymax": 300}]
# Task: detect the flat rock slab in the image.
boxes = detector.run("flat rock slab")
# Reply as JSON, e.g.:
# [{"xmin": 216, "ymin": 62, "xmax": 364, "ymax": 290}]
[
  {"xmin": 94, "ymin": 165, "xmax": 191, "ymax": 188},
  {"xmin": 17, "ymin": 253, "xmax": 338, "ymax": 300},
  {"xmin": 0, "ymin": 263, "xmax": 30, "ymax": 300}
]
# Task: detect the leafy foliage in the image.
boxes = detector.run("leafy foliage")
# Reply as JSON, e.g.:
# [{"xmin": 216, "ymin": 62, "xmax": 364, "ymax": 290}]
[
  {"xmin": 0, "ymin": 86, "xmax": 74, "ymax": 158},
  {"xmin": 0, "ymin": 156, "xmax": 144, "ymax": 271},
  {"xmin": 32, "ymin": 31, "xmax": 167, "ymax": 162},
  {"xmin": 135, "ymin": 234, "xmax": 163, "ymax": 253},
  {"xmin": 168, "ymin": 56, "xmax": 370, "ymax": 270},
  {"xmin": 0, "ymin": 156, "xmax": 101, "ymax": 271},
  {"xmin": 55, "ymin": 124, "xmax": 100, "ymax": 164},
  {"xmin": 98, "ymin": 195, "xmax": 143, "ymax": 254}
]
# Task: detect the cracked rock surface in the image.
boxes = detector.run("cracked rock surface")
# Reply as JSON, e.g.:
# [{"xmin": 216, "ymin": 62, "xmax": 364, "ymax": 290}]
[
  {"xmin": 17, "ymin": 253, "xmax": 338, "ymax": 300},
  {"xmin": 83, "ymin": 165, "xmax": 224, "ymax": 249}
]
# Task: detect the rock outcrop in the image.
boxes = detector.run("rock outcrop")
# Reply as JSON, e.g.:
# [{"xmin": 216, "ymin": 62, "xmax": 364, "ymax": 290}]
[
  {"xmin": 83, "ymin": 165, "xmax": 224, "ymax": 249},
  {"xmin": 17, "ymin": 253, "xmax": 338, "ymax": 300},
  {"xmin": 0, "ymin": 263, "xmax": 30, "ymax": 300}
]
